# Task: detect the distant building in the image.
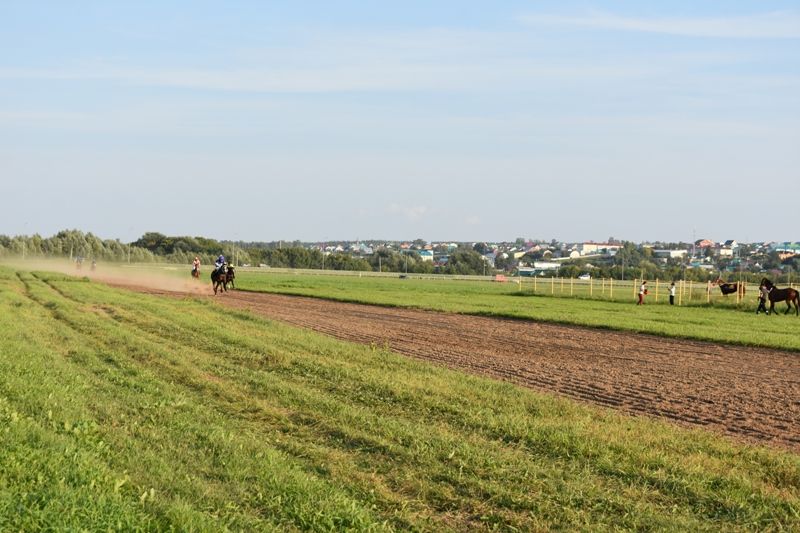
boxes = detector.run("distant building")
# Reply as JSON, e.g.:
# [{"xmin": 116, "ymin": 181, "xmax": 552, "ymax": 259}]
[
  {"xmin": 653, "ymin": 249, "xmax": 687, "ymax": 259},
  {"xmin": 533, "ymin": 261, "xmax": 561, "ymax": 271},
  {"xmin": 576, "ymin": 242, "xmax": 622, "ymax": 256},
  {"xmin": 771, "ymin": 242, "xmax": 800, "ymax": 255},
  {"xmin": 695, "ymin": 239, "xmax": 714, "ymax": 248}
]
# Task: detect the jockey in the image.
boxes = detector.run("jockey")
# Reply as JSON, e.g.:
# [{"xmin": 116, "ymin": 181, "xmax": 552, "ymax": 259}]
[
  {"xmin": 192, "ymin": 256, "xmax": 200, "ymax": 273},
  {"xmin": 214, "ymin": 254, "xmax": 226, "ymax": 275}
]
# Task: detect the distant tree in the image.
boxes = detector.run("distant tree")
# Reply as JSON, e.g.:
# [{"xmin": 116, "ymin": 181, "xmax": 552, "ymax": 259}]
[
  {"xmin": 441, "ymin": 249, "xmax": 487, "ymax": 275},
  {"xmin": 472, "ymin": 242, "xmax": 489, "ymax": 255}
]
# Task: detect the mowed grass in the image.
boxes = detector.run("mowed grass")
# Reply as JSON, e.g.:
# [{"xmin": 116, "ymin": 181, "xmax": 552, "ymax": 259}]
[
  {"xmin": 235, "ymin": 272, "xmax": 800, "ymax": 352},
  {"xmin": 1, "ymin": 267, "xmax": 799, "ymax": 531}
]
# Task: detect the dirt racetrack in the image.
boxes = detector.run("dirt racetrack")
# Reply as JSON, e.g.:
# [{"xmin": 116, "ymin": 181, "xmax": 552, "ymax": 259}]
[{"xmin": 123, "ymin": 283, "xmax": 800, "ymax": 452}]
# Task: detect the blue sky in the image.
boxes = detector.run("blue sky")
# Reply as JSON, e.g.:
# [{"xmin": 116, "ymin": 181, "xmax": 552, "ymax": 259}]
[{"xmin": 1, "ymin": 1, "xmax": 798, "ymax": 243}]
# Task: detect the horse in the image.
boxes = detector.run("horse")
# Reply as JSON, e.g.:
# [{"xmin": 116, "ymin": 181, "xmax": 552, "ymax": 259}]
[
  {"xmin": 760, "ymin": 278, "xmax": 800, "ymax": 316},
  {"xmin": 191, "ymin": 267, "xmax": 200, "ymax": 279},
  {"xmin": 211, "ymin": 266, "xmax": 230, "ymax": 295},
  {"xmin": 225, "ymin": 265, "xmax": 235, "ymax": 290},
  {"xmin": 713, "ymin": 278, "xmax": 744, "ymax": 296}
]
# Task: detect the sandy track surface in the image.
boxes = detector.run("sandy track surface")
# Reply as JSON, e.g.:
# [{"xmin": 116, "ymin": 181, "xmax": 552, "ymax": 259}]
[{"xmin": 120, "ymin": 284, "xmax": 800, "ymax": 451}]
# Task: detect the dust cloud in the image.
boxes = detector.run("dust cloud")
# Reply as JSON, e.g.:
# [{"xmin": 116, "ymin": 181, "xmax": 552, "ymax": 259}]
[{"xmin": 1, "ymin": 258, "xmax": 213, "ymax": 295}]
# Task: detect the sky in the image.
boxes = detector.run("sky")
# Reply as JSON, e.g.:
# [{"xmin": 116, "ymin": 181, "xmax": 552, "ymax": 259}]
[{"xmin": 1, "ymin": 1, "xmax": 798, "ymax": 243}]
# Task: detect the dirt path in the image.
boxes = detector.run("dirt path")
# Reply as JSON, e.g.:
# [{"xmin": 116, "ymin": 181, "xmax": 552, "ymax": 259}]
[{"xmin": 122, "ymin": 284, "xmax": 800, "ymax": 451}]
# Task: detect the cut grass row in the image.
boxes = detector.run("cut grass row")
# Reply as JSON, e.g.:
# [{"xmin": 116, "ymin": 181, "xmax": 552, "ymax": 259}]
[
  {"xmin": 234, "ymin": 272, "xmax": 800, "ymax": 352},
  {"xmin": 0, "ymin": 266, "xmax": 798, "ymax": 530}
]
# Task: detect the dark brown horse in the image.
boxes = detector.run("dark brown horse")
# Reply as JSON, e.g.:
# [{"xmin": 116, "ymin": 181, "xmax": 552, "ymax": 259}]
[
  {"xmin": 760, "ymin": 278, "xmax": 800, "ymax": 316},
  {"xmin": 211, "ymin": 265, "xmax": 230, "ymax": 294},
  {"xmin": 714, "ymin": 278, "xmax": 745, "ymax": 296},
  {"xmin": 225, "ymin": 265, "xmax": 235, "ymax": 289}
]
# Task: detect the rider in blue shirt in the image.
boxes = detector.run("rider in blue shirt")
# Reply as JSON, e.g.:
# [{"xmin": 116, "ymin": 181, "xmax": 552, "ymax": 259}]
[{"xmin": 214, "ymin": 255, "xmax": 226, "ymax": 275}]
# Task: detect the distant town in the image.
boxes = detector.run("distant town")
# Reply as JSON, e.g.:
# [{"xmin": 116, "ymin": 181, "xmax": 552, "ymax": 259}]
[{"xmin": 292, "ymin": 237, "xmax": 800, "ymax": 281}]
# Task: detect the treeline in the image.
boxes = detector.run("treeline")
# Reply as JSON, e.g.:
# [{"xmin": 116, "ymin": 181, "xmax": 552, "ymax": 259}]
[
  {"xmin": 244, "ymin": 247, "xmax": 492, "ymax": 275},
  {"xmin": 4, "ymin": 230, "xmax": 796, "ymax": 283},
  {"xmin": 0, "ymin": 230, "xmax": 155, "ymax": 262},
  {"xmin": 0, "ymin": 230, "xmax": 496, "ymax": 276}
]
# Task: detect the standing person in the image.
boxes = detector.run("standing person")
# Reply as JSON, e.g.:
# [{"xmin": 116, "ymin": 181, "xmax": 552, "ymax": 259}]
[
  {"xmin": 638, "ymin": 280, "xmax": 647, "ymax": 305},
  {"xmin": 669, "ymin": 281, "xmax": 676, "ymax": 305},
  {"xmin": 756, "ymin": 284, "xmax": 770, "ymax": 315}
]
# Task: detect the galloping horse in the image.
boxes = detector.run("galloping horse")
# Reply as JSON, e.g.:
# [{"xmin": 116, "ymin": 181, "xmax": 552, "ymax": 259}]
[
  {"xmin": 211, "ymin": 265, "xmax": 230, "ymax": 295},
  {"xmin": 225, "ymin": 265, "xmax": 235, "ymax": 290},
  {"xmin": 713, "ymin": 278, "xmax": 745, "ymax": 296},
  {"xmin": 760, "ymin": 278, "xmax": 800, "ymax": 316}
]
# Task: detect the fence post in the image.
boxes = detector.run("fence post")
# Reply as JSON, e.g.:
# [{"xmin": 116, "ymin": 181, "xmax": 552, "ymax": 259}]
[
  {"xmin": 707, "ymin": 280, "xmax": 711, "ymax": 303},
  {"xmin": 655, "ymin": 279, "xmax": 659, "ymax": 303},
  {"xmin": 602, "ymin": 278, "xmax": 605, "ymax": 297},
  {"xmin": 560, "ymin": 277, "xmax": 564, "ymax": 294},
  {"xmin": 688, "ymin": 280, "xmax": 692, "ymax": 302},
  {"xmin": 590, "ymin": 277, "xmax": 593, "ymax": 297},
  {"xmin": 679, "ymin": 280, "xmax": 683, "ymax": 306},
  {"xmin": 533, "ymin": 276, "xmax": 537, "ymax": 294},
  {"xmin": 570, "ymin": 277, "xmax": 573, "ymax": 296},
  {"xmin": 610, "ymin": 278, "xmax": 613, "ymax": 299},
  {"xmin": 551, "ymin": 276, "xmax": 554, "ymax": 295}
]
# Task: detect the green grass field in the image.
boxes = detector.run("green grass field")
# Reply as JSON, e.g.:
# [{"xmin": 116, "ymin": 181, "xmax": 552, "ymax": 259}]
[
  {"xmin": 1, "ymin": 265, "xmax": 799, "ymax": 531},
  {"xmin": 234, "ymin": 271, "xmax": 800, "ymax": 352}
]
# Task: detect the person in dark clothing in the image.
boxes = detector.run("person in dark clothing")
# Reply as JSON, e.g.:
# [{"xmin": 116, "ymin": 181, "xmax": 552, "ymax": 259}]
[{"xmin": 756, "ymin": 284, "xmax": 770, "ymax": 315}]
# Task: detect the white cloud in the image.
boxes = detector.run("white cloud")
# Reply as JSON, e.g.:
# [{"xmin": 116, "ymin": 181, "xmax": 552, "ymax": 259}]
[
  {"xmin": 387, "ymin": 203, "xmax": 428, "ymax": 221},
  {"xmin": 520, "ymin": 10, "xmax": 800, "ymax": 39}
]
